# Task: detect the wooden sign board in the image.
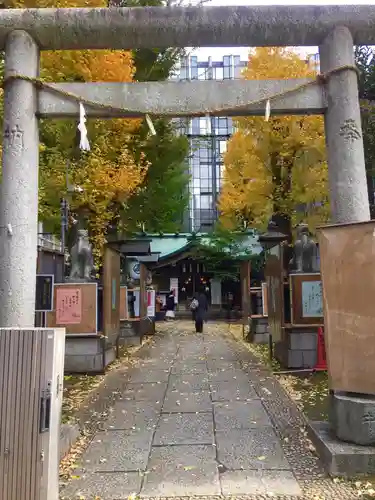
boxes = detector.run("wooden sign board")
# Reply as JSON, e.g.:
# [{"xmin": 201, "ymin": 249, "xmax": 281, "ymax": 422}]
[
  {"xmin": 318, "ymin": 220, "xmax": 375, "ymax": 395},
  {"xmin": 35, "ymin": 274, "xmax": 54, "ymax": 312},
  {"xmin": 147, "ymin": 289, "xmax": 156, "ymax": 317},
  {"xmin": 265, "ymin": 244, "xmax": 284, "ymax": 341},
  {"xmin": 46, "ymin": 282, "xmax": 97, "ymax": 334},
  {"xmin": 261, "ymin": 282, "xmax": 268, "ymax": 317},
  {"xmin": 120, "ymin": 286, "xmax": 128, "ymax": 320},
  {"xmin": 103, "ymin": 246, "xmax": 120, "ymax": 341},
  {"xmin": 289, "ymin": 273, "xmax": 323, "ymax": 326}
]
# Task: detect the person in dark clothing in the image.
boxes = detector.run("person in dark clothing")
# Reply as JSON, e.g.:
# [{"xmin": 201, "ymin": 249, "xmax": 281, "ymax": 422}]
[
  {"xmin": 195, "ymin": 290, "xmax": 208, "ymax": 333},
  {"xmin": 226, "ymin": 292, "xmax": 235, "ymax": 321},
  {"xmin": 165, "ymin": 290, "xmax": 176, "ymax": 320},
  {"xmin": 190, "ymin": 296, "xmax": 198, "ymax": 322},
  {"xmin": 127, "ymin": 292, "xmax": 136, "ymax": 318}
]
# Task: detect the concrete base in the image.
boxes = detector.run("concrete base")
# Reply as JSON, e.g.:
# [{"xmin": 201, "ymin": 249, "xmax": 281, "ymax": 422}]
[
  {"xmin": 60, "ymin": 423, "xmax": 80, "ymax": 461},
  {"xmin": 274, "ymin": 328, "xmax": 318, "ymax": 369},
  {"xmin": 307, "ymin": 421, "xmax": 375, "ymax": 477},
  {"xmin": 64, "ymin": 336, "xmax": 116, "ymax": 374},
  {"xmin": 251, "ymin": 318, "xmax": 269, "ymax": 344},
  {"xmin": 330, "ymin": 392, "xmax": 375, "ymax": 446},
  {"xmin": 120, "ymin": 317, "xmax": 152, "ymax": 341},
  {"xmin": 118, "ymin": 336, "xmax": 142, "ymax": 346},
  {"xmin": 253, "ymin": 333, "xmax": 270, "ymax": 344}
]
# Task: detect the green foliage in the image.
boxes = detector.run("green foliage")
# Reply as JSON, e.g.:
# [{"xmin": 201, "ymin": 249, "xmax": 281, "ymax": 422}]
[
  {"xmin": 219, "ymin": 48, "xmax": 329, "ymax": 235},
  {"xmin": 122, "ymin": 119, "xmax": 190, "ymax": 233},
  {"xmin": 119, "ymin": 0, "xmax": 190, "ymax": 234},
  {"xmin": 355, "ymin": 46, "xmax": 375, "ymax": 211},
  {"xmin": 190, "ymin": 227, "xmax": 261, "ymax": 281},
  {"xmin": 356, "ymin": 46, "xmax": 375, "ymax": 101}
]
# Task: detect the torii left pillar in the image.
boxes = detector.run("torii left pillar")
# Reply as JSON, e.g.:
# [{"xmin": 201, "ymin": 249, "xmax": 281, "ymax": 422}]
[{"xmin": 0, "ymin": 30, "xmax": 39, "ymax": 327}]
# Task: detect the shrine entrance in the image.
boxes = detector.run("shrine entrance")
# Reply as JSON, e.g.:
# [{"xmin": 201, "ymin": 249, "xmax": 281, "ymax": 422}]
[
  {"xmin": 0, "ymin": 6, "xmax": 373, "ymax": 327},
  {"xmin": 1, "ymin": 5, "xmax": 375, "ymax": 497}
]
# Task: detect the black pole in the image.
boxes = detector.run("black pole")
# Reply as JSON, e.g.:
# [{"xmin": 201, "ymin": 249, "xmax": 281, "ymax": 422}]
[{"xmin": 60, "ymin": 161, "xmax": 69, "ymax": 282}]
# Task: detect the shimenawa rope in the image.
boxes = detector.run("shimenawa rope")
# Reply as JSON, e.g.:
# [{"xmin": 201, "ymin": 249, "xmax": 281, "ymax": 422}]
[{"xmin": 1, "ymin": 64, "xmax": 360, "ymax": 117}]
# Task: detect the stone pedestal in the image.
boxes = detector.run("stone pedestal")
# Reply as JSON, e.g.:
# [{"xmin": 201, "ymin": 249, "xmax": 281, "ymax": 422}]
[
  {"xmin": 330, "ymin": 392, "xmax": 375, "ymax": 446},
  {"xmin": 308, "ymin": 421, "xmax": 375, "ymax": 477}
]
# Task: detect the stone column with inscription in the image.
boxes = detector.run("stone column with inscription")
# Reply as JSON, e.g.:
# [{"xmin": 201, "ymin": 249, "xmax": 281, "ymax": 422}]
[
  {"xmin": 320, "ymin": 26, "xmax": 370, "ymax": 224},
  {"xmin": 0, "ymin": 31, "xmax": 39, "ymax": 327},
  {"xmin": 320, "ymin": 27, "xmax": 375, "ymax": 446}
]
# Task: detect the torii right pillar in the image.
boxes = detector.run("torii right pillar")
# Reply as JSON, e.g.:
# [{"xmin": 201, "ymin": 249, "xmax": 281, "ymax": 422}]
[{"xmin": 320, "ymin": 26, "xmax": 373, "ymax": 445}]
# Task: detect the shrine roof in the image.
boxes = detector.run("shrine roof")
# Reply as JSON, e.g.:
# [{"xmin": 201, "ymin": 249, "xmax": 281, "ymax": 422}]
[{"xmin": 133, "ymin": 232, "xmax": 263, "ymax": 262}]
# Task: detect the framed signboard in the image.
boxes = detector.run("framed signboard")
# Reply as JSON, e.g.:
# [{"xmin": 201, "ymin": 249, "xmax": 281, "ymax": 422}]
[
  {"xmin": 147, "ymin": 289, "xmax": 156, "ymax": 317},
  {"xmin": 119, "ymin": 286, "xmax": 128, "ymax": 320},
  {"xmin": 47, "ymin": 282, "xmax": 98, "ymax": 335},
  {"xmin": 289, "ymin": 273, "xmax": 323, "ymax": 325},
  {"xmin": 35, "ymin": 274, "xmax": 54, "ymax": 312}
]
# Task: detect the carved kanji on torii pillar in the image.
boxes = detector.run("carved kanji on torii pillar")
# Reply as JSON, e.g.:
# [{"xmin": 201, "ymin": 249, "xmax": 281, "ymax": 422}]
[{"xmin": 0, "ymin": 5, "xmax": 374, "ymax": 447}]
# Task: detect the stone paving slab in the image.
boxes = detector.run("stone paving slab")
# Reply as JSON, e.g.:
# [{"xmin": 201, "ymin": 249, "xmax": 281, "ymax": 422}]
[
  {"xmin": 61, "ymin": 471, "xmax": 142, "ymax": 499},
  {"xmin": 205, "ymin": 350, "xmax": 239, "ymax": 362},
  {"xmin": 206, "ymin": 359, "xmax": 242, "ymax": 371},
  {"xmin": 168, "ymin": 373, "xmax": 210, "ymax": 391},
  {"xmin": 216, "ymin": 428, "xmax": 291, "ymax": 470},
  {"xmin": 210, "ymin": 380, "xmax": 259, "ymax": 402},
  {"xmin": 141, "ymin": 445, "xmax": 220, "ymax": 497},
  {"xmin": 104, "ymin": 401, "xmax": 160, "ymax": 431},
  {"xmin": 120, "ymin": 382, "xmax": 168, "ymax": 402},
  {"xmin": 209, "ymin": 368, "xmax": 253, "ymax": 384},
  {"xmin": 220, "ymin": 470, "xmax": 302, "ymax": 496},
  {"xmin": 163, "ymin": 390, "xmax": 212, "ymax": 413},
  {"xmin": 79, "ymin": 430, "xmax": 153, "ymax": 472},
  {"xmin": 125, "ymin": 368, "xmax": 170, "ymax": 383},
  {"xmin": 214, "ymin": 401, "xmax": 272, "ymax": 430},
  {"xmin": 154, "ymin": 412, "xmax": 214, "ymax": 445},
  {"xmin": 171, "ymin": 362, "xmax": 208, "ymax": 375},
  {"xmin": 60, "ymin": 322, "xmax": 360, "ymax": 500}
]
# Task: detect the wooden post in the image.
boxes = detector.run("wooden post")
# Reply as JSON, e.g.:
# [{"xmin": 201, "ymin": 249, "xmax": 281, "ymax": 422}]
[
  {"xmin": 240, "ymin": 260, "xmax": 251, "ymax": 337},
  {"xmin": 139, "ymin": 263, "xmax": 148, "ymax": 318},
  {"xmin": 103, "ymin": 246, "xmax": 121, "ymax": 342}
]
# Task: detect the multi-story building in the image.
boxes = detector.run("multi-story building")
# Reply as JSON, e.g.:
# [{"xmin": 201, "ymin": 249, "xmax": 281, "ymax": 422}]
[
  {"xmin": 175, "ymin": 55, "xmax": 248, "ymax": 232},
  {"xmin": 306, "ymin": 52, "xmax": 320, "ymax": 71}
]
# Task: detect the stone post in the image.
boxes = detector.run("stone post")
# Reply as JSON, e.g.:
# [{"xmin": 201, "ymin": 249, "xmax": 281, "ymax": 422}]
[
  {"xmin": 0, "ymin": 31, "xmax": 39, "ymax": 327},
  {"xmin": 319, "ymin": 26, "xmax": 370, "ymax": 223},
  {"xmin": 320, "ymin": 28, "xmax": 375, "ymax": 446}
]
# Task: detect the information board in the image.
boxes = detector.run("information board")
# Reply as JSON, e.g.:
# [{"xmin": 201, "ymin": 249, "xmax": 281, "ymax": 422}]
[
  {"xmin": 147, "ymin": 289, "xmax": 156, "ymax": 317},
  {"xmin": 170, "ymin": 278, "xmax": 179, "ymax": 304},
  {"xmin": 289, "ymin": 273, "xmax": 324, "ymax": 325},
  {"xmin": 302, "ymin": 280, "xmax": 323, "ymax": 318},
  {"xmin": 56, "ymin": 287, "xmax": 82, "ymax": 325},
  {"xmin": 35, "ymin": 274, "xmax": 54, "ymax": 312}
]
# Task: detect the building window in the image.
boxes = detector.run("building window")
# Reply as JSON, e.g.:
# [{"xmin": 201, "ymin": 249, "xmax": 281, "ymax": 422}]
[
  {"xmin": 190, "ymin": 56, "xmax": 198, "ymax": 80},
  {"xmin": 200, "ymin": 194, "xmax": 213, "ymax": 209},
  {"xmin": 178, "ymin": 54, "xmax": 247, "ymax": 231},
  {"xmin": 180, "ymin": 56, "xmax": 189, "ymax": 80},
  {"xmin": 223, "ymin": 55, "xmax": 232, "ymax": 79}
]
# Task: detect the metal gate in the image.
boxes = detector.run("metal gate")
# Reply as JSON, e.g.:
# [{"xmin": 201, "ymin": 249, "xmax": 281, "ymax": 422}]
[{"xmin": 0, "ymin": 328, "xmax": 65, "ymax": 500}]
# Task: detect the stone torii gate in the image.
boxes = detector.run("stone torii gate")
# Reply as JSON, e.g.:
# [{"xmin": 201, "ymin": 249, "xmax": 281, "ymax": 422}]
[
  {"xmin": 1, "ymin": 5, "xmax": 374, "ymax": 329},
  {"xmin": 0, "ymin": 4, "xmax": 374, "ymax": 446}
]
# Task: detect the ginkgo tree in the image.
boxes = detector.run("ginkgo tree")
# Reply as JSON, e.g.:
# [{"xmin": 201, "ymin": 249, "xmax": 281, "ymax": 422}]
[
  {"xmin": 219, "ymin": 47, "xmax": 330, "ymax": 235},
  {"xmin": 4, "ymin": 0, "xmax": 147, "ymax": 264}
]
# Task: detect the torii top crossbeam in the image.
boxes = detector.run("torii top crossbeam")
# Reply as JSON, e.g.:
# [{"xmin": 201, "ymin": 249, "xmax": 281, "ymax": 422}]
[{"xmin": 0, "ymin": 5, "xmax": 375, "ymax": 50}]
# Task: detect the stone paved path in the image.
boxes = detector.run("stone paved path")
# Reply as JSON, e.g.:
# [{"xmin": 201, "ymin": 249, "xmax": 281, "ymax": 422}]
[{"xmin": 61, "ymin": 322, "xmax": 356, "ymax": 500}]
